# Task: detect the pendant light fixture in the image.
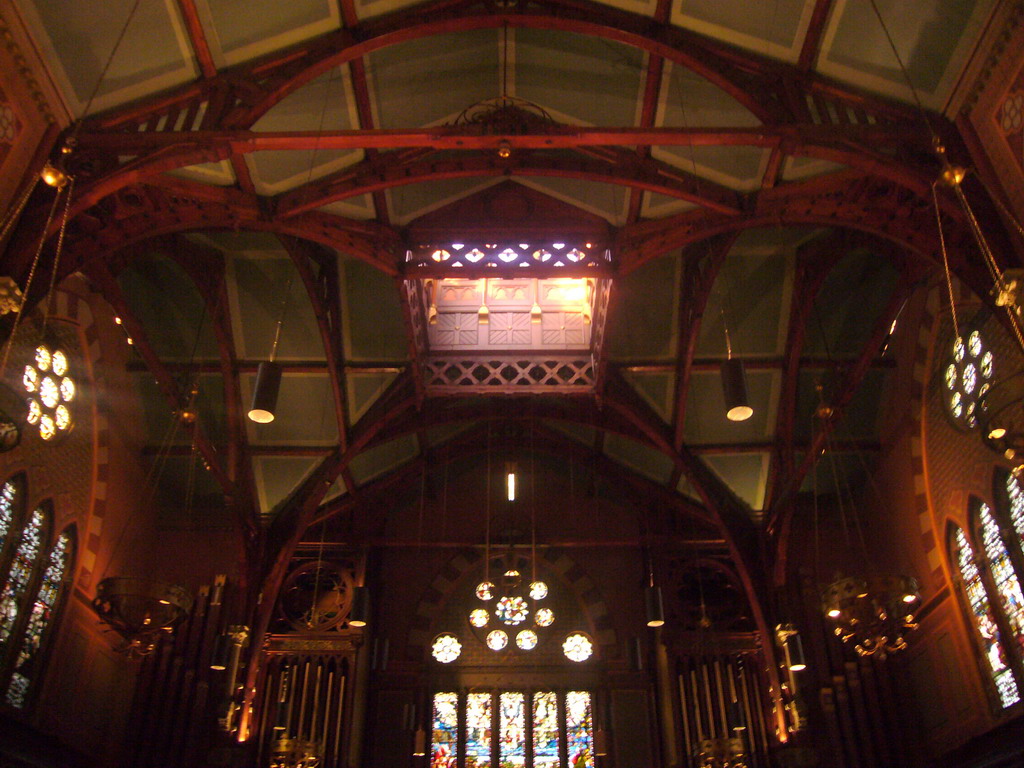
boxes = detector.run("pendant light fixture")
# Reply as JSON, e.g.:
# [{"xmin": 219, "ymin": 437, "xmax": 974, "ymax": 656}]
[
  {"xmin": 644, "ymin": 547, "xmax": 665, "ymax": 628},
  {"xmin": 720, "ymin": 309, "xmax": 752, "ymax": 422},
  {"xmin": 348, "ymin": 586, "xmax": 370, "ymax": 628},
  {"xmin": 248, "ymin": 274, "xmax": 292, "ymax": 424}
]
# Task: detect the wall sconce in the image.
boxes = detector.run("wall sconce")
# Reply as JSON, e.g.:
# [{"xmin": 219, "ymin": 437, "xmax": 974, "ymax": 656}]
[{"xmin": 349, "ymin": 586, "xmax": 370, "ymax": 628}]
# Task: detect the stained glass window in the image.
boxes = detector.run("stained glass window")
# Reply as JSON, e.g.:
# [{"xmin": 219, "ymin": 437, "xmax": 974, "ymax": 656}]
[
  {"xmin": 532, "ymin": 692, "xmax": 560, "ymax": 768},
  {"xmin": 431, "ymin": 692, "xmax": 459, "ymax": 768},
  {"xmin": 944, "ymin": 331, "xmax": 993, "ymax": 429},
  {"xmin": 565, "ymin": 692, "xmax": 594, "ymax": 768},
  {"xmin": 500, "ymin": 692, "xmax": 526, "ymax": 767},
  {"xmin": 466, "ymin": 692, "xmax": 492, "ymax": 768},
  {"xmin": 0, "ymin": 508, "xmax": 45, "ymax": 648},
  {"xmin": 953, "ymin": 526, "xmax": 1020, "ymax": 707},
  {"xmin": 5, "ymin": 530, "xmax": 71, "ymax": 708},
  {"xmin": 0, "ymin": 480, "xmax": 17, "ymax": 552},
  {"xmin": 1006, "ymin": 471, "xmax": 1024, "ymax": 544},
  {"xmin": 978, "ymin": 503, "xmax": 1024, "ymax": 657}
]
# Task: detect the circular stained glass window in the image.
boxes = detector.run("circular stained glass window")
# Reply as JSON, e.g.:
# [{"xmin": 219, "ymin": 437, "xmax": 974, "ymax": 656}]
[
  {"xmin": 563, "ymin": 633, "xmax": 593, "ymax": 662},
  {"xmin": 469, "ymin": 608, "xmax": 489, "ymax": 628},
  {"xmin": 496, "ymin": 596, "xmax": 529, "ymax": 625},
  {"xmin": 535, "ymin": 607, "xmax": 554, "ymax": 627},
  {"xmin": 487, "ymin": 630, "xmax": 508, "ymax": 651},
  {"xmin": 529, "ymin": 581, "xmax": 548, "ymax": 600},
  {"xmin": 432, "ymin": 633, "xmax": 462, "ymax": 663},
  {"xmin": 944, "ymin": 330, "xmax": 992, "ymax": 429},
  {"xmin": 516, "ymin": 629, "xmax": 538, "ymax": 650},
  {"xmin": 476, "ymin": 581, "xmax": 494, "ymax": 601},
  {"xmin": 24, "ymin": 344, "xmax": 75, "ymax": 441}
]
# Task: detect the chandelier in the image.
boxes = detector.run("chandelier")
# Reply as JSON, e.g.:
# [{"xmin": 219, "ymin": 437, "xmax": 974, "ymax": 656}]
[
  {"xmin": 92, "ymin": 577, "xmax": 193, "ymax": 657},
  {"xmin": 269, "ymin": 737, "xmax": 320, "ymax": 768},
  {"xmin": 821, "ymin": 574, "xmax": 919, "ymax": 658}
]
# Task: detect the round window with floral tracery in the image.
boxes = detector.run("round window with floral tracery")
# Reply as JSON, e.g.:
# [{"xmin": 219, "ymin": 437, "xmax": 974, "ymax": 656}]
[{"xmin": 943, "ymin": 330, "xmax": 993, "ymax": 429}]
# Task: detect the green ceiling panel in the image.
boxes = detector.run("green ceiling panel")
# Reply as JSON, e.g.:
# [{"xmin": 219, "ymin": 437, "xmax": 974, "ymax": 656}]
[
  {"xmin": 349, "ymin": 434, "xmax": 419, "ymax": 485},
  {"xmin": 804, "ymin": 249, "xmax": 900, "ymax": 356},
  {"xmin": 321, "ymin": 475, "xmax": 349, "ymax": 506},
  {"xmin": 654, "ymin": 145, "xmax": 768, "ymax": 191},
  {"xmin": 659, "ymin": 64, "xmax": 762, "ymax": 128},
  {"xmin": 118, "ymin": 253, "xmax": 218, "ymax": 360},
  {"xmin": 697, "ymin": 242, "xmax": 790, "ymax": 358},
  {"xmin": 245, "ymin": 373, "xmax": 338, "ymax": 445},
  {"xmin": 249, "ymin": 149, "xmax": 359, "ymax": 192},
  {"xmin": 515, "ymin": 177, "xmax": 629, "ymax": 225},
  {"xmin": 346, "ymin": 371, "xmax": 400, "ymax": 426},
  {"xmin": 622, "ymin": 370, "xmax": 676, "ymax": 424},
  {"xmin": 515, "ymin": 29, "xmax": 643, "ymax": 127},
  {"xmin": 254, "ymin": 69, "xmax": 356, "ymax": 133},
  {"xmin": 231, "ymin": 254, "xmax": 325, "ymax": 361},
  {"xmin": 607, "ymin": 252, "xmax": 680, "ymax": 361},
  {"xmin": 826, "ymin": 0, "xmax": 983, "ymax": 94},
  {"xmin": 702, "ymin": 453, "xmax": 768, "ymax": 510},
  {"xmin": 603, "ymin": 433, "xmax": 675, "ymax": 485},
  {"xmin": 425, "ymin": 422, "xmax": 473, "ymax": 448},
  {"xmin": 388, "ymin": 178, "xmax": 498, "ymax": 225},
  {"xmin": 543, "ymin": 420, "xmax": 596, "ymax": 446},
  {"xmin": 368, "ymin": 29, "xmax": 499, "ymax": 129},
  {"xmin": 677, "ymin": 0, "xmax": 806, "ymax": 49},
  {"xmin": 341, "ymin": 260, "xmax": 409, "ymax": 362},
  {"xmin": 794, "ymin": 368, "xmax": 890, "ymax": 442},
  {"xmin": 255, "ymin": 456, "xmax": 321, "ymax": 516},
  {"xmin": 207, "ymin": 0, "xmax": 334, "ymax": 59},
  {"xmin": 684, "ymin": 370, "xmax": 777, "ymax": 445}
]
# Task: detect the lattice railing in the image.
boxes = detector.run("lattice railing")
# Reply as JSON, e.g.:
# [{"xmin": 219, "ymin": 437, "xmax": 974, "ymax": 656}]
[
  {"xmin": 424, "ymin": 357, "xmax": 594, "ymax": 392},
  {"xmin": 406, "ymin": 241, "xmax": 611, "ymax": 272}
]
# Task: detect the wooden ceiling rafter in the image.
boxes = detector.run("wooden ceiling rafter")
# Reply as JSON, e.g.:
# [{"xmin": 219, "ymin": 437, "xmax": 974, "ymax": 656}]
[
  {"xmin": 278, "ymin": 236, "xmax": 351, "ymax": 454},
  {"xmin": 274, "ymin": 146, "xmax": 744, "ymax": 219},
  {"xmin": 82, "ymin": 260, "xmax": 250, "ymax": 539},
  {"xmin": 762, "ymin": 230, "xmax": 849, "ymax": 514},
  {"xmin": 174, "ymin": 0, "xmax": 218, "ymax": 80},
  {"xmin": 766, "ymin": 269, "xmax": 922, "ymax": 583},
  {"xmin": 160, "ymin": 234, "xmax": 263, "ymax": 541},
  {"xmin": 671, "ymin": 233, "xmax": 736, "ymax": 456}
]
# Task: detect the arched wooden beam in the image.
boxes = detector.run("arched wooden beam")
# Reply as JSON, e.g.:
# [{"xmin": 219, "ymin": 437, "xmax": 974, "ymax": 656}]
[
  {"xmin": 87, "ymin": 0, "xmax": 927, "ymax": 137},
  {"xmin": 71, "ymin": 124, "xmax": 934, "ymax": 212},
  {"xmin": 762, "ymin": 230, "xmax": 851, "ymax": 512},
  {"xmin": 277, "ymin": 146, "xmax": 743, "ymax": 218},
  {"xmin": 767, "ymin": 269, "xmax": 924, "ymax": 584}
]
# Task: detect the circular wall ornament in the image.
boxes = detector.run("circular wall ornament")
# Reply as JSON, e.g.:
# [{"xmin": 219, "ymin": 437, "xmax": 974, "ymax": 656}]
[
  {"xmin": 24, "ymin": 343, "xmax": 76, "ymax": 441},
  {"xmin": 432, "ymin": 633, "xmax": 462, "ymax": 663},
  {"xmin": 943, "ymin": 330, "xmax": 993, "ymax": 429},
  {"xmin": 563, "ymin": 632, "xmax": 594, "ymax": 662}
]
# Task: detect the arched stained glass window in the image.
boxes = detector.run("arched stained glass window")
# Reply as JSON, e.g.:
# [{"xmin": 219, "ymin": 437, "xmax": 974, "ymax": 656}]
[
  {"xmin": 978, "ymin": 502, "xmax": 1024, "ymax": 657},
  {"xmin": 952, "ymin": 525, "xmax": 1020, "ymax": 707},
  {"xmin": 565, "ymin": 691, "xmax": 594, "ymax": 768},
  {"xmin": 0, "ymin": 508, "xmax": 46, "ymax": 648},
  {"xmin": 5, "ymin": 529, "xmax": 72, "ymax": 708},
  {"xmin": 0, "ymin": 480, "xmax": 18, "ymax": 548},
  {"xmin": 1005, "ymin": 471, "xmax": 1024, "ymax": 542},
  {"xmin": 430, "ymin": 692, "xmax": 458, "ymax": 768}
]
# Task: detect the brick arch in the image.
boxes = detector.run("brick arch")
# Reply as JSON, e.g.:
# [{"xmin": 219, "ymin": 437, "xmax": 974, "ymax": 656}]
[
  {"xmin": 37, "ymin": 286, "xmax": 112, "ymax": 590},
  {"xmin": 407, "ymin": 547, "xmax": 618, "ymax": 662}
]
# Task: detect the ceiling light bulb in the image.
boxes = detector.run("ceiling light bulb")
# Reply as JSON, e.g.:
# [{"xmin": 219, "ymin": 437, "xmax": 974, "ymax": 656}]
[
  {"xmin": 989, "ymin": 427, "xmax": 1007, "ymax": 440},
  {"xmin": 497, "ymin": 140, "xmax": 512, "ymax": 158},
  {"xmin": 40, "ymin": 162, "xmax": 68, "ymax": 188}
]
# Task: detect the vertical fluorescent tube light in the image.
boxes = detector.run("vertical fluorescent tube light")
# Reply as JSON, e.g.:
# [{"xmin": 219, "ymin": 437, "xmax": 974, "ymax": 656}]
[
  {"xmin": 249, "ymin": 278, "xmax": 290, "ymax": 424},
  {"xmin": 506, "ymin": 462, "xmax": 517, "ymax": 502},
  {"xmin": 349, "ymin": 586, "xmax": 370, "ymax": 628},
  {"xmin": 720, "ymin": 312, "xmax": 752, "ymax": 422}
]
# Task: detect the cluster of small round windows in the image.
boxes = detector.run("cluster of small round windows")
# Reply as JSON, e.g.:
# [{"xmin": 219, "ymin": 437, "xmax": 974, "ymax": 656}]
[
  {"xmin": 944, "ymin": 330, "xmax": 993, "ymax": 429},
  {"xmin": 23, "ymin": 345, "xmax": 75, "ymax": 441},
  {"xmin": 431, "ymin": 629, "xmax": 593, "ymax": 663}
]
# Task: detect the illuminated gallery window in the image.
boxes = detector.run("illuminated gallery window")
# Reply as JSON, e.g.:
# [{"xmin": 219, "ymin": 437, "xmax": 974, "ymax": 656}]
[
  {"xmin": 430, "ymin": 690, "xmax": 594, "ymax": 768},
  {"xmin": 0, "ymin": 477, "xmax": 74, "ymax": 709},
  {"xmin": 944, "ymin": 330, "xmax": 993, "ymax": 429}
]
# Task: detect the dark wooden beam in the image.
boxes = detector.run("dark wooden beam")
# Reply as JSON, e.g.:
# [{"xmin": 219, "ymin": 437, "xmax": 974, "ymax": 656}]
[
  {"xmin": 798, "ymin": 0, "xmax": 835, "ymax": 72},
  {"xmin": 175, "ymin": 0, "xmax": 217, "ymax": 79}
]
